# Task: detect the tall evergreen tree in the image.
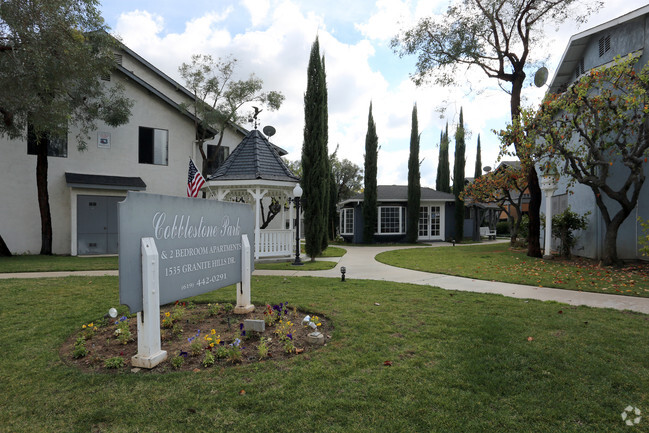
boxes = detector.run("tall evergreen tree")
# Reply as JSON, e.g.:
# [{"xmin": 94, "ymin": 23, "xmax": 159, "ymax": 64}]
[
  {"xmin": 474, "ymin": 134, "xmax": 482, "ymax": 179},
  {"xmin": 406, "ymin": 104, "xmax": 421, "ymax": 243},
  {"xmin": 321, "ymin": 56, "xmax": 331, "ymax": 248},
  {"xmin": 301, "ymin": 37, "xmax": 329, "ymax": 260},
  {"xmin": 453, "ymin": 108, "xmax": 466, "ymax": 241},
  {"xmin": 436, "ymin": 123, "xmax": 451, "ymax": 193},
  {"xmin": 362, "ymin": 102, "xmax": 379, "ymax": 243}
]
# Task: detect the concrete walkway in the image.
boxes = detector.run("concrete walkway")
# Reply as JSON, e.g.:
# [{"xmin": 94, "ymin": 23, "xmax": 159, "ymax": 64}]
[
  {"xmin": 254, "ymin": 241, "xmax": 649, "ymax": 314},
  {"xmin": 2, "ymin": 241, "xmax": 649, "ymax": 314}
]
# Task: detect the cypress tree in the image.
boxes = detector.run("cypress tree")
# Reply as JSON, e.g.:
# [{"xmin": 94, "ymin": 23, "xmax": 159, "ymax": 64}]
[
  {"xmin": 435, "ymin": 130, "xmax": 443, "ymax": 190},
  {"xmin": 406, "ymin": 104, "xmax": 421, "ymax": 243},
  {"xmin": 301, "ymin": 37, "xmax": 328, "ymax": 260},
  {"xmin": 474, "ymin": 134, "xmax": 482, "ymax": 179},
  {"xmin": 436, "ymin": 123, "xmax": 451, "ymax": 193},
  {"xmin": 362, "ymin": 102, "xmax": 379, "ymax": 243},
  {"xmin": 321, "ymin": 56, "xmax": 330, "ymax": 249},
  {"xmin": 453, "ymin": 108, "xmax": 466, "ymax": 242}
]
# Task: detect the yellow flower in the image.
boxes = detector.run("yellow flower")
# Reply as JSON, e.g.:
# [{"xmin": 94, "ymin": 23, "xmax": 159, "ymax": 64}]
[
  {"xmin": 317, "ymin": 323, "xmax": 321, "ymax": 327},
  {"xmin": 209, "ymin": 343, "xmax": 214, "ymax": 348},
  {"xmin": 165, "ymin": 312, "xmax": 170, "ymax": 317},
  {"xmin": 216, "ymin": 338, "xmax": 221, "ymax": 345},
  {"xmin": 88, "ymin": 323, "xmax": 93, "ymax": 327},
  {"xmin": 211, "ymin": 329, "xmax": 216, "ymax": 335},
  {"xmin": 82, "ymin": 324, "xmax": 87, "ymax": 329},
  {"xmin": 206, "ymin": 337, "xmax": 212, "ymax": 341}
]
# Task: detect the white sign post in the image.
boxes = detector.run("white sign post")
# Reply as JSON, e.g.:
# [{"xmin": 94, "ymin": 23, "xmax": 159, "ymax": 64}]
[
  {"xmin": 131, "ymin": 237, "xmax": 167, "ymax": 369},
  {"xmin": 234, "ymin": 234, "xmax": 254, "ymax": 314}
]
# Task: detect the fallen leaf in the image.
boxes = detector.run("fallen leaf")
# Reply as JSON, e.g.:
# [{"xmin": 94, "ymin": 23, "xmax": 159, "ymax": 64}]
[
  {"xmin": 374, "ymin": 302, "xmax": 380, "ymax": 306},
  {"xmin": 239, "ymin": 390, "xmax": 246, "ymax": 395},
  {"xmin": 384, "ymin": 360, "xmax": 393, "ymax": 366},
  {"xmin": 192, "ymin": 368, "xmax": 201, "ymax": 373},
  {"xmin": 295, "ymin": 348, "xmax": 304, "ymax": 354},
  {"xmin": 558, "ymin": 310, "xmax": 563, "ymax": 314},
  {"xmin": 527, "ymin": 337, "xmax": 534, "ymax": 342}
]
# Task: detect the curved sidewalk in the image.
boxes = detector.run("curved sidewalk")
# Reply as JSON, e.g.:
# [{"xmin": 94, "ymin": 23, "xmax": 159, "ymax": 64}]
[
  {"xmin": 2, "ymin": 242, "xmax": 648, "ymax": 314},
  {"xmin": 253, "ymin": 242, "xmax": 649, "ymax": 314}
]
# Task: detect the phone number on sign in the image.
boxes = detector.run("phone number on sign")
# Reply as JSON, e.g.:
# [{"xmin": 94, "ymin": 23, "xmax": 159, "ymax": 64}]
[{"xmin": 181, "ymin": 273, "xmax": 228, "ymax": 291}]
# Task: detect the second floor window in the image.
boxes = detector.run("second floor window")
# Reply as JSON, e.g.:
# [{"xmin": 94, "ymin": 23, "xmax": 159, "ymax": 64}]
[
  {"xmin": 27, "ymin": 125, "xmax": 68, "ymax": 158},
  {"xmin": 205, "ymin": 144, "xmax": 230, "ymax": 175},
  {"xmin": 138, "ymin": 127, "xmax": 168, "ymax": 165}
]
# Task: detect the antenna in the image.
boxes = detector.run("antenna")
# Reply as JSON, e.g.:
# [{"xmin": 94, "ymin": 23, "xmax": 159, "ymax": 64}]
[
  {"xmin": 483, "ymin": 166, "xmax": 492, "ymax": 173},
  {"xmin": 262, "ymin": 125, "xmax": 276, "ymax": 138},
  {"xmin": 534, "ymin": 67, "xmax": 549, "ymax": 88}
]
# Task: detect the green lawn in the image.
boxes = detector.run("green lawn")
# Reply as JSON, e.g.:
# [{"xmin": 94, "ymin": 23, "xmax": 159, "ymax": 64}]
[
  {"xmin": 0, "ymin": 254, "xmax": 118, "ymax": 273},
  {"xmin": 255, "ymin": 260, "xmax": 337, "ymax": 270},
  {"xmin": 1, "ymin": 274, "xmax": 647, "ymax": 432},
  {"xmin": 376, "ymin": 243, "xmax": 649, "ymax": 297}
]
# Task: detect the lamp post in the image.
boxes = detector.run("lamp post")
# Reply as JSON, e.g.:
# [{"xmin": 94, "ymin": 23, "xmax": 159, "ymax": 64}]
[
  {"xmin": 292, "ymin": 184, "xmax": 303, "ymax": 266},
  {"xmin": 540, "ymin": 163, "xmax": 559, "ymax": 260}
]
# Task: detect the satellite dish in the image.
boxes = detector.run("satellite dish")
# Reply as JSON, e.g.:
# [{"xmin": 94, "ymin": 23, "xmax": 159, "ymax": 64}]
[
  {"xmin": 534, "ymin": 67, "xmax": 549, "ymax": 87},
  {"xmin": 483, "ymin": 166, "xmax": 492, "ymax": 173},
  {"xmin": 262, "ymin": 125, "xmax": 276, "ymax": 138}
]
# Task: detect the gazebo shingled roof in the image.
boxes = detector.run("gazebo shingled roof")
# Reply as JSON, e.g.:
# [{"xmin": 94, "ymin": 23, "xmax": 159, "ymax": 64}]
[{"xmin": 207, "ymin": 129, "xmax": 299, "ymax": 182}]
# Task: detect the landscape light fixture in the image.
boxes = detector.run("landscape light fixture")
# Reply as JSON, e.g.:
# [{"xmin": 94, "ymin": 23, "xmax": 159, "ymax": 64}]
[
  {"xmin": 340, "ymin": 266, "xmax": 346, "ymax": 282},
  {"xmin": 291, "ymin": 184, "xmax": 304, "ymax": 266}
]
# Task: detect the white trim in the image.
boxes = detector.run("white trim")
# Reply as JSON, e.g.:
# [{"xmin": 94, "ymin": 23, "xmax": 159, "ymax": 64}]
[
  {"xmin": 340, "ymin": 208, "xmax": 354, "ymax": 235},
  {"xmin": 377, "ymin": 206, "xmax": 406, "ymax": 235}
]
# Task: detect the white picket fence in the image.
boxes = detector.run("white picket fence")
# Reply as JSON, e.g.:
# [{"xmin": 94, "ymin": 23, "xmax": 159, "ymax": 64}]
[{"xmin": 257, "ymin": 229, "xmax": 293, "ymax": 258}]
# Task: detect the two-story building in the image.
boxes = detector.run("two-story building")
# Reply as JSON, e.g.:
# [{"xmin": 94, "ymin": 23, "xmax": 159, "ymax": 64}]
[{"xmin": 0, "ymin": 41, "xmax": 285, "ymax": 256}]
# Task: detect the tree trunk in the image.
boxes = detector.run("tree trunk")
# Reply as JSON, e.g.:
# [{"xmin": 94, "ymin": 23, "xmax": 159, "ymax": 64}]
[
  {"xmin": 601, "ymin": 210, "xmax": 629, "ymax": 266},
  {"xmin": 0, "ymin": 234, "xmax": 11, "ymax": 256},
  {"xmin": 36, "ymin": 139, "xmax": 53, "ymax": 255},
  {"xmin": 526, "ymin": 166, "xmax": 542, "ymax": 258}
]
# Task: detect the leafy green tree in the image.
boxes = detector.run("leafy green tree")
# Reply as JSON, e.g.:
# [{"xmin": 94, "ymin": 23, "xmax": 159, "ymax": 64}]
[
  {"xmin": 392, "ymin": 0, "xmax": 601, "ymax": 258},
  {"xmin": 436, "ymin": 123, "xmax": 451, "ymax": 193},
  {"xmin": 462, "ymin": 162, "xmax": 528, "ymax": 244},
  {"xmin": 301, "ymin": 37, "xmax": 329, "ymax": 260},
  {"xmin": 0, "ymin": 0, "xmax": 133, "ymax": 255},
  {"xmin": 474, "ymin": 134, "xmax": 482, "ymax": 179},
  {"xmin": 453, "ymin": 108, "xmax": 466, "ymax": 241},
  {"xmin": 363, "ymin": 102, "xmax": 379, "ymax": 243},
  {"xmin": 179, "ymin": 54, "xmax": 284, "ymax": 176},
  {"xmin": 406, "ymin": 104, "xmax": 421, "ymax": 243},
  {"xmin": 533, "ymin": 55, "xmax": 649, "ymax": 265},
  {"xmin": 330, "ymin": 150, "xmax": 363, "ymax": 202}
]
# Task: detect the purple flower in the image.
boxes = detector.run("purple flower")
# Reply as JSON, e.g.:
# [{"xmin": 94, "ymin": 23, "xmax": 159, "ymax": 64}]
[
  {"xmin": 120, "ymin": 316, "xmax": 127, "ymax": 322},
  {"xmin": 239, "ymin": 323, "xmax": 244, "ymax": 330},
  {"xmin": 188, "ymin": 336, "xmax": 195, "ymax": 343},
  {"xmin": 287, "ymin": 333, "xmax": 293, "ymax": 340},
  {"xmin": 179, "ymin": 350, "xmax": 188, "ymax": 358},
  {"xmin": 241, "ymin": 330, "xmax": 246, "ymax": 337}
]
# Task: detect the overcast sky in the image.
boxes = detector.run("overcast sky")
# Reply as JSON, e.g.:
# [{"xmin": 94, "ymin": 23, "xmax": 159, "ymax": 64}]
[{"xmin": 99, "ymin": 0, "xmax": 648, "ymax": 187}]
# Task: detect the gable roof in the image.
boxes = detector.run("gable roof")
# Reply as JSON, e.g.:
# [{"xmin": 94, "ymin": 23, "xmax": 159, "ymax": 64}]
[
  {"xmin": 208, "ymin": 129, "xmax": 299, "ymax": 182},
  {"xmin": 115, "ymin": 39, "xmax": 287, "ymax": 155},
  {"xmin": 548, "ymin": 4, "xmax": 649, "ymax": 94},
  {"xmin": 342, "ymin": 185, "xmax": 455, "ymax": 205}
]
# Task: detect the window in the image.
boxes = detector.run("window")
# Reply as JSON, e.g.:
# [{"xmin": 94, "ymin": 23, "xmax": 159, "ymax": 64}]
[
  {"xmin": 378, "ymin": 206, "xmax": 406, "ymax": 234},
  {"xmin": 205, "ymin": 144, "xmax": 230, "ymax": 175},
  {"xmin": 138, "ymin": 127, "xmax": 168, "ymax": 165},
  {"xmin": 27, "ymin": 125, "xmax": 68, "ymax": 158},
  {"xmin": 598, "ymin": 35, "xmax": 611, "ymax": 57},
  {"xmin": 575, "ymin": 58, "xmax": 585, "ymax": 79},
  {"xmin": 340, "ymin": 208, "xmax": 354, "ymax": 235}
]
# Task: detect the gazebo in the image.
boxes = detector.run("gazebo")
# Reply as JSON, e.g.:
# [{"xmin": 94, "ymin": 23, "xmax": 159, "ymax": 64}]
[{"xmin": 201, "ymin": 129, "xmax": 300, "ymax": 260}]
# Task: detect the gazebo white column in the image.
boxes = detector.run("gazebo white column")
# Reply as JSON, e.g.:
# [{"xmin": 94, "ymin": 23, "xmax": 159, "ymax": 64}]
[
  {"xmin": 540, "ymin": 165, "xmax": 559, "ymax": 259},
  {"xmin": 248, "ymin": 187, "xmax": 268, "ymax": 260}
]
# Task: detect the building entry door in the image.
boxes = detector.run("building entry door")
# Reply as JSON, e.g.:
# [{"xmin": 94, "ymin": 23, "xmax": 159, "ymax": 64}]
[{"xmin": 77, "ymin": 195, "xmax": 121, "ymax": 255}]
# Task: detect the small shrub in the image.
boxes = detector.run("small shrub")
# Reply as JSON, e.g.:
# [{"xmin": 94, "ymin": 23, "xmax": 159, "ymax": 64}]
[
  {"xmin": 257, "ymin": 337, "xmax": 269, "ymax": 359},
  {"xmin": 170, "ymin": 356, "xmax": 185, "ymax": 369},
  {"xmin": 207, "ymin": 303, "xmax": 222, "ymax": 317},
  {"xmin": 113, "ymin": 316, "xmax": 132, "ymax": 345},
  {"xmin": 73, "ymin": 337, "xmax": 88, "ymax": 359},
  {"xmin": 639, "ymin": 217, "xmax": 649, "ymax": 257},
  {"xmin": 551, "ymin": 208, "xmax": 589, "ymax": 258},
  {"xmin": 201, "ymin": 350, "xmax": 215, "ymax": 367},
  {"xmin": 104, "ymin": 357, "xmax": 125, "ymax": 369},
  {"xmin": 496, "ymin": 221, "xmax": 510, "ymax": 236}
]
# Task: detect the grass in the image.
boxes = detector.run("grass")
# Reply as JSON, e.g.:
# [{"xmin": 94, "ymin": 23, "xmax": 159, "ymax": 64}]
[
  {"xmin": 1, "ymin": 274, "xmax": 648, "ymax": 432},
  {"xmin": 0, "ymin": 255, "xmax": 118, "ymax": 273},
  {"xmin": 376, "ymin": 243, "xmax": 649, "ymax": 297},
  {"xmin": 255, "ymin": 260, "xmax": 337, "ymax": 270}
]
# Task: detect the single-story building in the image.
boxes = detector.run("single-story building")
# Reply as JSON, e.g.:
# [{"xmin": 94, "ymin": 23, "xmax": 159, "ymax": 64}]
[{"xmin": 338, "ymin": 185, "xmax": 456, "ymax": 243}]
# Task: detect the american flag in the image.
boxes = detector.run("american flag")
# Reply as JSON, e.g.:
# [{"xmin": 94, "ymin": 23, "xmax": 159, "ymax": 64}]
[{"xmin": 187, "ymin": 159, "xmax": 206, "ymax": 197}]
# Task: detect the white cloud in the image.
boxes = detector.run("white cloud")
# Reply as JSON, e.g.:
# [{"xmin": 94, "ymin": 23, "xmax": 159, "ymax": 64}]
[{"xmin": 241, "ymin": 0, "xmax": 271, "ymax": 27}]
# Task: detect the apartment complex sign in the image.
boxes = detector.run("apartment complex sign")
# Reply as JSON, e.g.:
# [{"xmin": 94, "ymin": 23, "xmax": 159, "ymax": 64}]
[{"xmin": 118, "ymin": 192, "xmax": 254, "ymax": 313}]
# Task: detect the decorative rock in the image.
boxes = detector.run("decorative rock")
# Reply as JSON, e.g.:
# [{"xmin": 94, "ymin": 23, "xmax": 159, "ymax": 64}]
[
  {"xmin": 244, "ymin": 319, "xmax": 265, "ymax": 333},
  {"xmin": 306, "ymin": 331, "xmax": 325, "ymax": 345}
]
